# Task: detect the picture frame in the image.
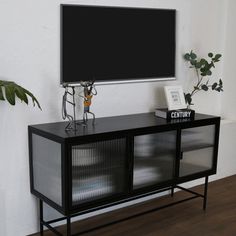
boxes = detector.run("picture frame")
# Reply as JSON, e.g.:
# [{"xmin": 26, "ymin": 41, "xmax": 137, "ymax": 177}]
[{"xmin": 164, "ymin": 85, "xmax": 187, "ymax": 110}]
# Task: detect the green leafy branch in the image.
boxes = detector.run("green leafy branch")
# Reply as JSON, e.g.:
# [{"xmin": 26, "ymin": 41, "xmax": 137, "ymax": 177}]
[
  {"xmin": 184, "ymin": 51, "xmax": 223, "ymax": 106},
  {"xmin": 0, "ymin": 80, "xmax": 41, "ymax": 109}
]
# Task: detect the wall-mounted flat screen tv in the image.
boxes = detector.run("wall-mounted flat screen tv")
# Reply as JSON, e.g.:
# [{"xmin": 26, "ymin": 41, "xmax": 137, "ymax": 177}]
[{"xmin": 61, "ymin": 5, "xmax": 176, "ymax": 84}]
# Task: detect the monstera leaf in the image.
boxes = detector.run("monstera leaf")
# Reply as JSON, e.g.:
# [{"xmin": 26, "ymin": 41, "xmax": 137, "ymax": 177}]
[{"xmin": 0, "ymin": 80, "xmax": 41, "ymax": 109}]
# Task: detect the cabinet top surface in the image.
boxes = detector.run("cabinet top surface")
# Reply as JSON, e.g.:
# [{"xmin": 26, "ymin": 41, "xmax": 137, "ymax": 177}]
[{"xmin": 29, "ymin": 112, "xmax": 220, "ymax": 140}]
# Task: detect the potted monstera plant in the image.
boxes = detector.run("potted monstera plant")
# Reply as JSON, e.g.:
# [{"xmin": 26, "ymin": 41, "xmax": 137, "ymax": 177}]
[
  {"xmin": 0, "ymin": 80, "xmax": 41, "ymax": 109},
  {"xmin": 184, "ymin": 51, "xmax": 223, "ymax": 108}
]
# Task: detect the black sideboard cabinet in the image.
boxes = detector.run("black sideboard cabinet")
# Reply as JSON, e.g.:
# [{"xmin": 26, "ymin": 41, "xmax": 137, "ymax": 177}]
[{"xmin": 29, "ymin": 113, "xmax": 220, "ymax": 236}]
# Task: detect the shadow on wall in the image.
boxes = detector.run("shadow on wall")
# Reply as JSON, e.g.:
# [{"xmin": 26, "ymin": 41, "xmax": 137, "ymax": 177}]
[{"xmin": 0, "ymin": 189, "xmax": 6, "ymax": 235}]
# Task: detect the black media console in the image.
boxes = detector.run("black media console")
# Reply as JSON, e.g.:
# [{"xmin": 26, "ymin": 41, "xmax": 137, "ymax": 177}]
[{"xmin": 28, "ymin": 112, "xmax": 220, "ymax": 236}]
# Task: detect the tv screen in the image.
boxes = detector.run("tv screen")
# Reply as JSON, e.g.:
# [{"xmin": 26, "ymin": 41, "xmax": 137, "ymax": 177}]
[{"xmin": 61, "ymin": 5, "xmax": 176, "ymax": 84}]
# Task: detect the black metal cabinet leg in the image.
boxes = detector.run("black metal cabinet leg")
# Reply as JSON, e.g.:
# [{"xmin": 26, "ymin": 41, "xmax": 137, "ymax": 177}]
[
  {"xmin": 67, "ymin": 216, "xmax": 71, "ymax": 236},
  {"xmin": 203, "ymin": 176, "xmax": 209, "ymax": 210},
  {"xmin": 171, "ymin": 186, "xmax": 175, "ymax": 197},
  {"xmin": 39, "ymin": 200, "xmax": 44, "ymax": 236}
]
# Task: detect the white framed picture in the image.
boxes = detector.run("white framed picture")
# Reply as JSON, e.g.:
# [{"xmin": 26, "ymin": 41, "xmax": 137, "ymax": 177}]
[{"xmin": 164, "ymin": 85, "xmax": 187, "ymax": 110}]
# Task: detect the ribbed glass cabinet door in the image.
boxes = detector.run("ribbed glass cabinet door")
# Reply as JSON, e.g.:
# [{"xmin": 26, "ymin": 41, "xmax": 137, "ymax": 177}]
[
  {"xmin": 179, "ymin": 125, "xmax": 215, "ymax": 177},
  {"xmin": 71, "ymin": 138, "xmax": 126, "ymax": 206},
  {"xmin": 133, "ymin": 131, "xmax": 176, "ymax": 189}
]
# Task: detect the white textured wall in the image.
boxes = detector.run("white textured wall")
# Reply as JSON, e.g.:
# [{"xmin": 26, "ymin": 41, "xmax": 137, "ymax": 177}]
[
  {"xmin": 221, "ymin": 0, "xmax": 236, "ymax": 119},
  {"xmin": 0, "ymin": 0, "xmax": 232, "ymax": 235}
]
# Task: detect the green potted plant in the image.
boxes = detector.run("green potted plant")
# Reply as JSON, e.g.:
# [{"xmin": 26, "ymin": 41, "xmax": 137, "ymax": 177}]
[
  {"xmin": 184, "ymin": 51, "xmax": 223, "ymax": 108},
  {"xmin": 0, "ymin": 80, "xmax": 41, "ymax": 108}
]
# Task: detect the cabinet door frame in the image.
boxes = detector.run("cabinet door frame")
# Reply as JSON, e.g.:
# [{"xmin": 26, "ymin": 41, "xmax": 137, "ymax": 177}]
[
  {"xmin": 66, "ymin": 133, "xmax": 130, "ymax": 214},
  {"xmin": 130, "ymin": 127, "xmax": 178, "ymax": 196},
  {"xmin": 177, "ymin": 119, "xmax": 220, "ymax": 184}
]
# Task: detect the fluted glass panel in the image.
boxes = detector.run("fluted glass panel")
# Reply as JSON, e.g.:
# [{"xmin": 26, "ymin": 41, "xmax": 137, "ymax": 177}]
[
  {"xmin": 181, "ymin": 125, "xmax": 215, "ymax": 152},
  {"xmin": 133, "ymin": 131, "xmax": 176, "ymax": 189},
  {"xmin": 179, "ymin": 147, "xmax": 214, "ymax": 177},
  {"xmin": 180, "ymin": 125, "xmax": 215, "ymax": 177},
  {"xmin": 32, "ymin": 134, "xmax": 62, "ymax": 206},
  {"xmin": 72, "ymin": 138, "xmax": 126, "ymax": 205}
]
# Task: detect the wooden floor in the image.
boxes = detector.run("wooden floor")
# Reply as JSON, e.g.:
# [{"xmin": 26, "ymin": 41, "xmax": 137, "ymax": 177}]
[{"xmin": 30, "ymin": 175, "xmax": 236, "ymax": 236}]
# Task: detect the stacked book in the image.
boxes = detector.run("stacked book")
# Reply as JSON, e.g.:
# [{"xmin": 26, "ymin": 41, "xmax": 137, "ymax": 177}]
[{"xmin": 155, "ymin": 108, "xmax": 195, "ymax": 120}]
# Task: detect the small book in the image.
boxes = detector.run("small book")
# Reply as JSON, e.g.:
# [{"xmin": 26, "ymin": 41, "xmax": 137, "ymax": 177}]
[{"xmin": 155, "ymin": 108, "xmax": 195, "ymax": 120}]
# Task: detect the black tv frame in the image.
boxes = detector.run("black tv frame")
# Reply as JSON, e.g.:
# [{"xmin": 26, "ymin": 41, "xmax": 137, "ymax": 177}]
[{"xmin": 60, "ymin": 4, "xmax": 176, "ymax": 85}]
